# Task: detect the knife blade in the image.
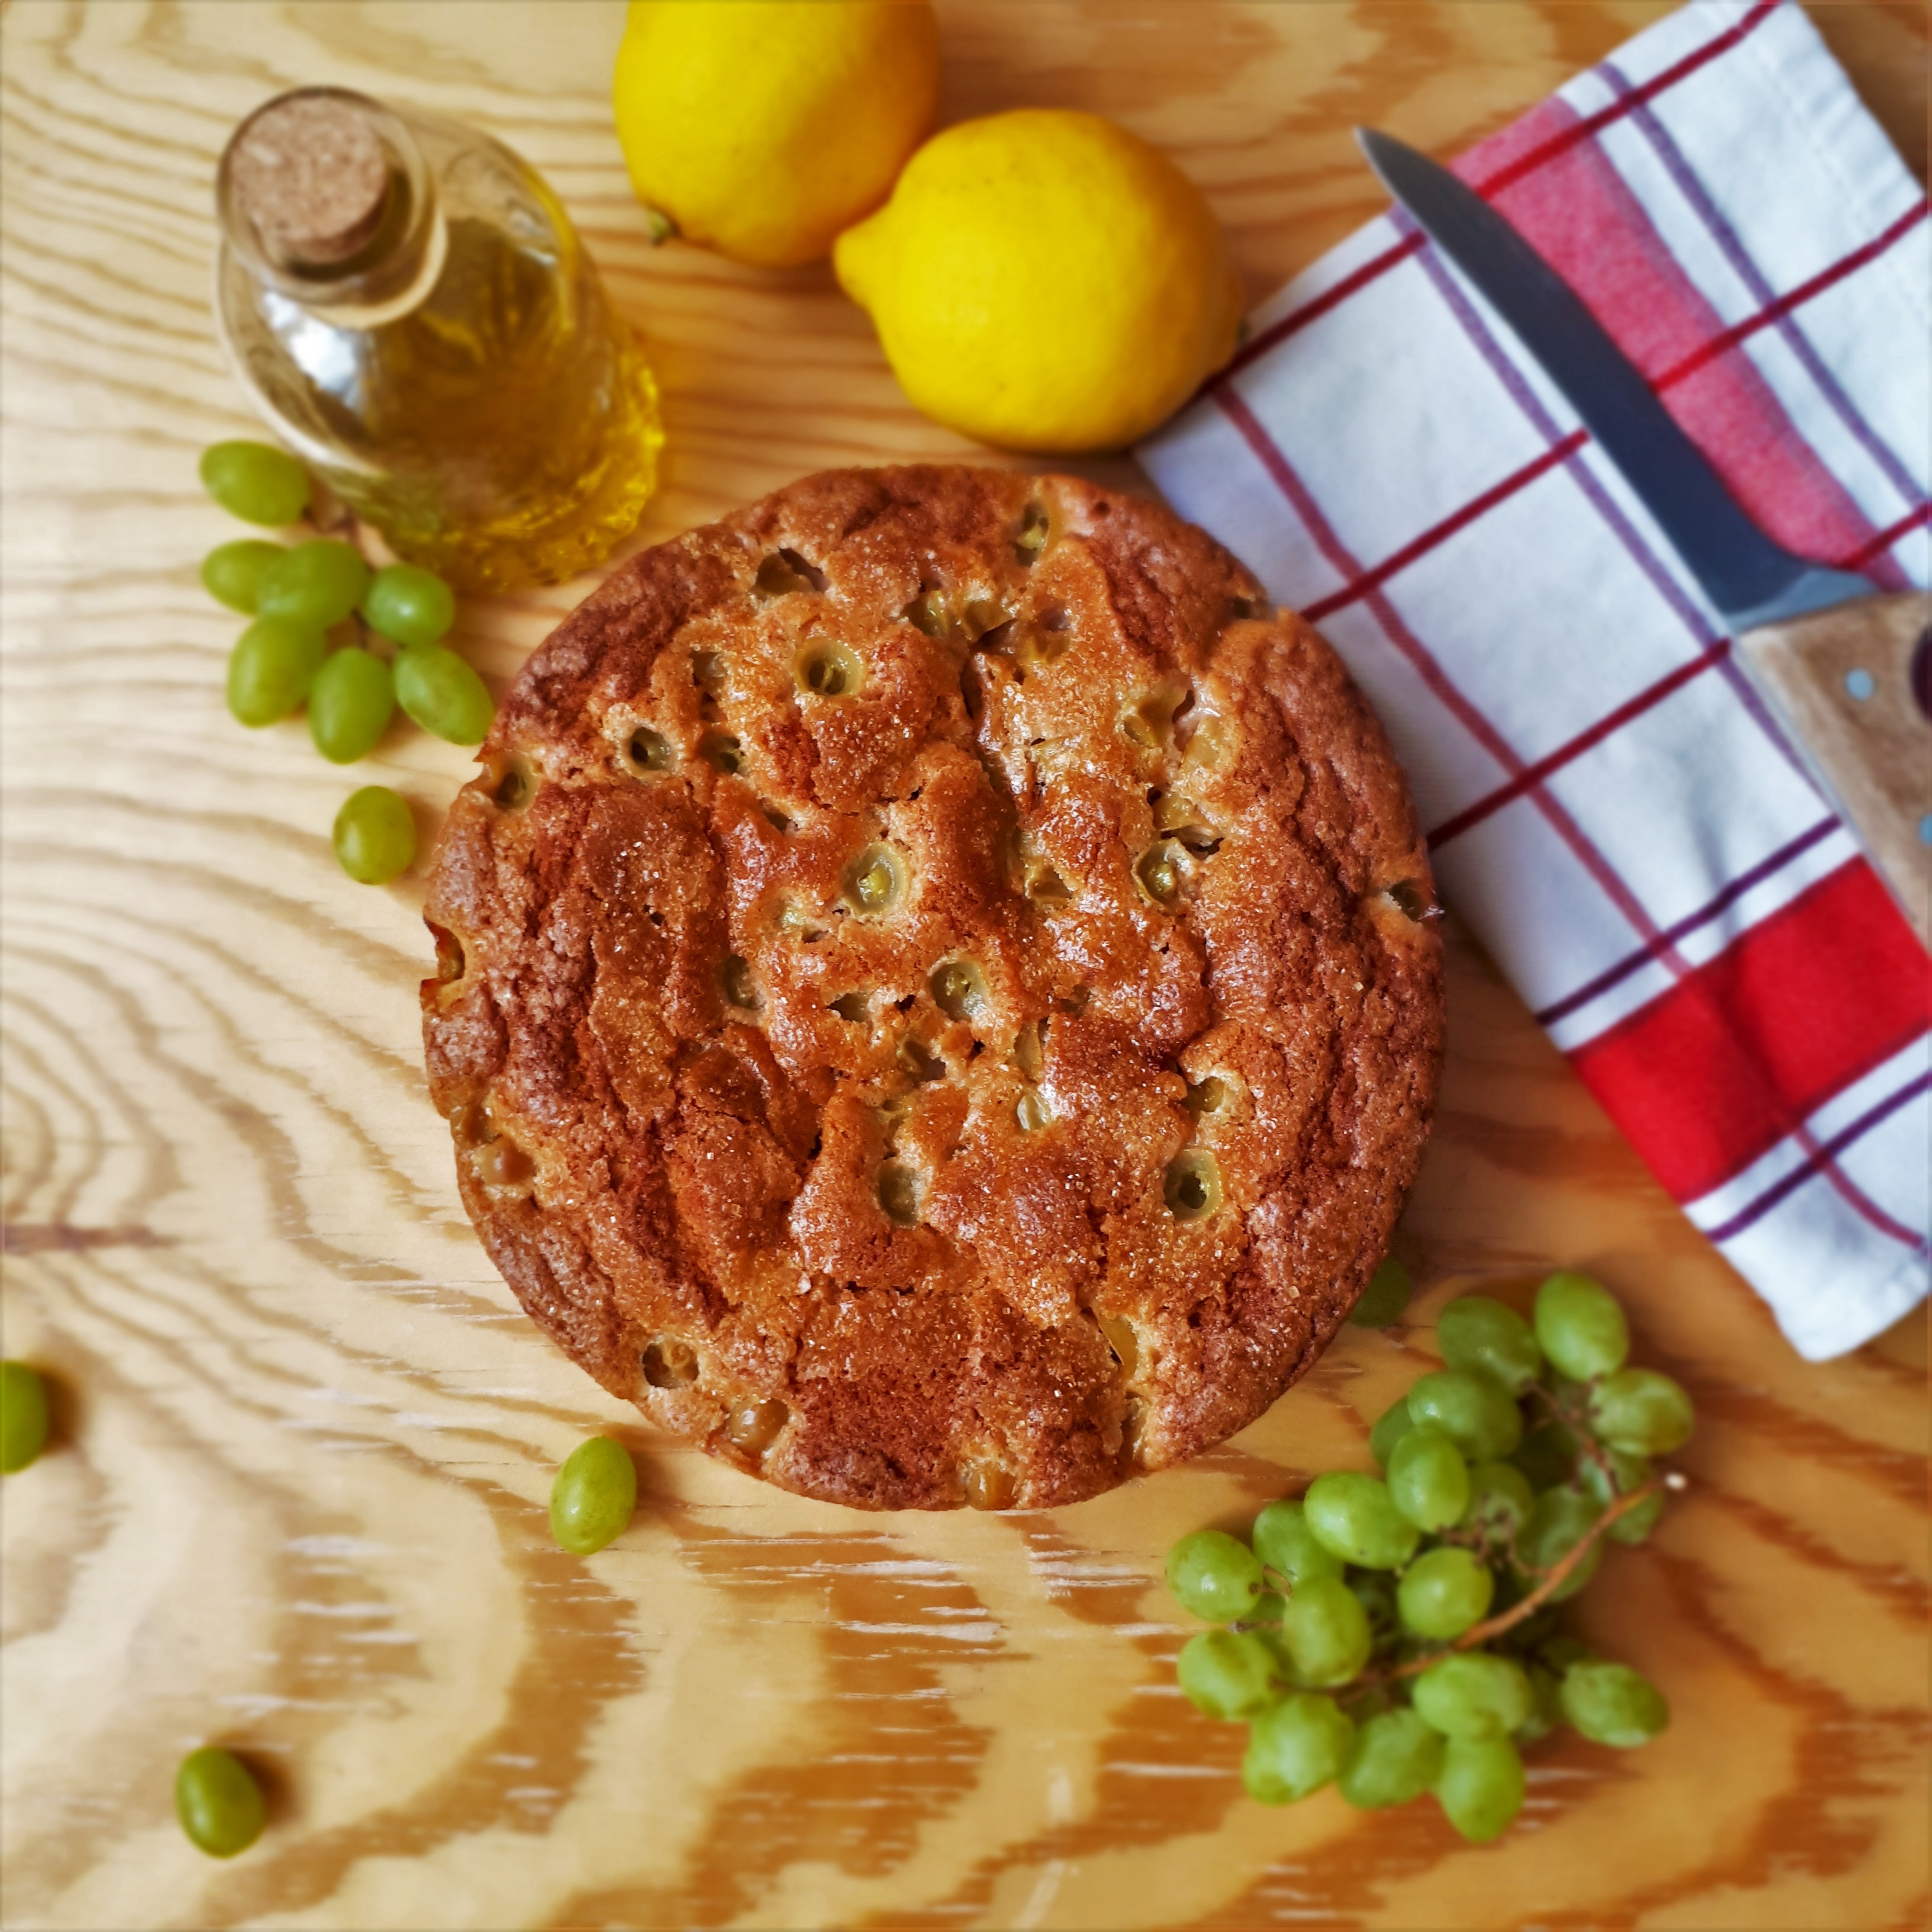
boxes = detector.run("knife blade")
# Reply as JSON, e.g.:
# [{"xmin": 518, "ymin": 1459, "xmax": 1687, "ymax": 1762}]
[
  {"xmin": 1356, "ymin": 126, "xmax": 1931, "ymax": 948},
  {"xmin": 1355, "ymin": 127, "xmax": 1875, "ymax": 634}
]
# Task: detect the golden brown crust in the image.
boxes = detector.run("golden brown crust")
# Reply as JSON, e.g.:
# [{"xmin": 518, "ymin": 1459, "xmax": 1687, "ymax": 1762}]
[{"xmin": 421, "ymin": 466, "xmax": 1443, "ymax": 1510}]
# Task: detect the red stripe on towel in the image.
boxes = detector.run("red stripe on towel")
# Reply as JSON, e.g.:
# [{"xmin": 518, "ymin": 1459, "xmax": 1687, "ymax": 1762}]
[
  {"xmin": 1569, "ymin": 860, "xmax": 1932, "ymax": 1202},
  {"xmin": 1467, "ymin": 93, "xmax": 1893, "ymax": 584},
  {"xmin": 1466, "ymin": 0, "xmax": 1781, "ymax": 200},
  {"xmin": 1652, "ymin": 202, "xmax": 1930, "ymax": 389},
  {"xmin": 1216, "ymin": 0, "xmax": 1781, "ymax": 388}
]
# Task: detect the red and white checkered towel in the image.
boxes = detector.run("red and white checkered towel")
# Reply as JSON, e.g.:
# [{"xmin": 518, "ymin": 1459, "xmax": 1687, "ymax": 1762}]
[{"xmin": 1141, "ymin": 0, "xmax": 1930, "ymax": 1359}]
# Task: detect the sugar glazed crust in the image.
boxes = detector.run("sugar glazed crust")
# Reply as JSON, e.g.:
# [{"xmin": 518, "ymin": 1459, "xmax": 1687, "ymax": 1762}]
[{"xmin": 421, "ymin": 466, "xmax": 1443, "ymax": 1510}]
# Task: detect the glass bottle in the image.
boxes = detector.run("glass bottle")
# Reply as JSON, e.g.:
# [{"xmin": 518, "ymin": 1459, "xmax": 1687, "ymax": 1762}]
[{"xmin": 214, "ymin": 87, "xmax": 662, "ymax": 593}]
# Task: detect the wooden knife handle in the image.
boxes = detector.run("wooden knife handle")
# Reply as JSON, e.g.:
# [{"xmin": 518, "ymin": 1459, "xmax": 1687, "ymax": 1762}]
[{"xmin": 1739, "ymin": 590, "xmax": 1932, "ymax": 951}]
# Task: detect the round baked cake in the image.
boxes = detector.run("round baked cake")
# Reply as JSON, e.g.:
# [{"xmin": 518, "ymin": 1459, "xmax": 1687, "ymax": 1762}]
[{"xmin": 421, "ymin": 466, "xmax": 1443, "ymax": 1510}]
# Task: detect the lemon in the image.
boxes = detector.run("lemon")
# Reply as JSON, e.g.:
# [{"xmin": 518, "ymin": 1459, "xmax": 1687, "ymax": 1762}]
[
  {"xmin": 613, "ymin": 1, "xmax": 940, "ymax": 269},
  {"xmin": 835, "ymin": 110, "xmax": 1243, "ymax": 452}
]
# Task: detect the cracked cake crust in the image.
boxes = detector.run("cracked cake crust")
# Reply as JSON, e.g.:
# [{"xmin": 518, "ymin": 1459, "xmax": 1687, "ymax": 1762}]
[{"xmin": 421, "ymin": 465, "xmax": 1443, "ymax": 1510}]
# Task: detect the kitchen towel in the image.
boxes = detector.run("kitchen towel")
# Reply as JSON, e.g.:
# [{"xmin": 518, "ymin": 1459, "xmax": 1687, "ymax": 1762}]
[{"xmin": 1141, "ymin": 0, "xmax": 1930, "ymax": 1358}]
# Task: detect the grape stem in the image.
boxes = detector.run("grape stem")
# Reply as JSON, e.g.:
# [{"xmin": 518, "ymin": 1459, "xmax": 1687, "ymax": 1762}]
[
  {"xmin": 297, "ymin": 498, "xmax": 390, "ymax": 659},
  {"xmin": 1360, "ymin": 1472, "xmax": 1684, "ymax": 1685},
  {"xmin": 1524, "ymin": 1379, "xmax": 1622, "ymax": 1489},
  {"xmin": 298, "ymin": 483, "xmax": 361, "ymax": 546}
]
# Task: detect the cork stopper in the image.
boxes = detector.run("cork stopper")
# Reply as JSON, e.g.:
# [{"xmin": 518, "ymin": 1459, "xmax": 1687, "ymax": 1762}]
[{"xmin": 227, "ymin": 93, "xmax": 391, "ymax": 269}]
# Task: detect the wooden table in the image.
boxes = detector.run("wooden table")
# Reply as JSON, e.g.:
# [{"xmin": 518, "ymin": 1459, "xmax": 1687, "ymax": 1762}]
[{"xmin": 3, "ymin": 4, "xmax": 1926, "ymax": 1926}]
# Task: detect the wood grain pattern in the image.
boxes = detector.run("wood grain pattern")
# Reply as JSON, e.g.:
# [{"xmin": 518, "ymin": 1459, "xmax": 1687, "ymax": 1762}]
[
  {"xmin": 2, "ymin": 4, "xmax": 1926, "ymax": 1927},
  {"xmin": 1739, "ymin": 591, "xmax": 1932, "ymax": 948}
]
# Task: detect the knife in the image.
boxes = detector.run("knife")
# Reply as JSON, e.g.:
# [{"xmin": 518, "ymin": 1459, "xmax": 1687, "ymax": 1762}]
[{"xmin": 1357, "ymin": 127, "xmax": 1931, "ymax": 948}]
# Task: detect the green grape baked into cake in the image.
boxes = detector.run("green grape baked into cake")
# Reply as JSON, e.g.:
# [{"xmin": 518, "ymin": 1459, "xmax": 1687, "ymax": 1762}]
[
  {"xmin": 1166, "ymin": 1272, "xmax": 1689, "ymax": 1843},
  {"xmin": 419, "ymin": 465, "xmax": 1445, "ymax": 1509}
]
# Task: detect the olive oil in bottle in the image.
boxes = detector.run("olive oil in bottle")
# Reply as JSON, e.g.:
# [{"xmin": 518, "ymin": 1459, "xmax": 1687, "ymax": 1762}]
[{"xmin": 214, "ymin": 88, "xmax": 662, "ymax": 593}]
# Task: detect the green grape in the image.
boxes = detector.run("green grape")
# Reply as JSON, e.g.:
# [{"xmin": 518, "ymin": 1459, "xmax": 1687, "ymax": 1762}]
[
  {"xmin": 1281, "ymin": 1574, "xmax": 1373, "ymax": 1687},
  {"xmin": 1533, "ymin": 1270, "xmax": 1630, "ymax": 1380},
  {"xmin": 1579, "ymin": 1443, "xmax": 1664, "ymax": 1546},
  {"xmin": 1252, "ymin": 1499, "xmax": 1344, "ymax": 1588},
  {"xmin": 1406, "ymin": 1367, "xmax": 1523, "ymax": 1461},
  {"xmin": 1368, "ymin": 1394, "xmax": 1416, "ymax": 1468},
  {"xmin": 1607, "ymin": 1488, "xmax": 1665, "ymax": 1546},
  {"xmin": 1348, "ymin": 1254, "xmax": 1411, "ymax": 1327},
  {"xmin": 1589, "ymin": 1367, "xmax": 1694, "ymax": 1457},
  {"xmin": 549, "ymin": 1435, "xmax": 637, "ymax": 1555},
  {"xmin": 1515, "ymin": 1662, "xmax": 1564, "ymax": 1742},
  {"xmin": 200, "ymin": 439, "xmax": 309, "ymax": 525},
  {"xmin": 1560, "ymin": 1659, "xmax": 1669, "ymax": 1747},
  {"xmin": 1510, "ymin": 1418, "xmax": 1580, "ymax": 1490},
  {"xmin": 1397, "ymin": 1547, "xmax": 1495, "ymax": 1641},
  {"xmin": 201, "ymin": 539, "xmax": 284, "ymax": 614},
  {"xmin": 1243, "ymin": 1693, "xmax": 1353, "ymax": 1802},
  {"xmin": 1413, "ymin": 1651, "xmax": 1533, "ymax": 1740},
  {"xmin": 1166, "ymin": 1528, "xmax": 1264, "ymax": 1621},
  {"xmin": 227, "ymin": 617, "xmax": 325, "ymax": 727},
  {"xmin": 1346, "ymin": 1570, "xmax": 1398, "ymax": 1645},
  {"xmin": 1337, "ymin": 1706, "xmax": 1445, "ymax": 1808},
  {"xmin": 1386, "ymin": 1422, "xmax": 1469, "ymax": 1531},
  {"xmin": 1438, "ymin": 1294, "xmax": 1542, "ymax": 1394},
  {"xmin": 395, "ymin": 643, "xmax": 495, "ymax": 745},
  {"xmin": 308, "ymin": 648, "xmax": 395, "ymax": 764},
  {"xmin": 1303, "ymin": 1471, "xmax": 1420, "ymax": 1571},
  {"xmin": 174, "ymin": 1747, "xmax": 266, "ymax": 1858},
  {"xmin": 1253, "ymin": 1623, "xmax": 1298, "ymax": 1684},
  {"xmin": 333, "ymin": 785, "xmax": 416, "ymax": 886},
  {"xmin": 362, "ymin": 562, "xmax": 457, "ymax": 648},
  {"xmin": 1177, "ymin": 1628, "xmax": 1282, "ymax": 1719},
  {"xmin": 1462, "ymin": 1459, "xmax": 1535, "ymax": 1541},
  {"xmin": 1434, "ymin": 1734, "xmax": 1526, "ymax": 1841},
  {"xmin": 0, "ymin": 1361, "xmax": 50, "ymax": 1474},
  {"xmin": 1254, "ymin": 1589, "xmax": 1287, "ymax": 1624},
  {"xmin": 1516, "ymin": 1487, "xmax": 1603, "ymax": 1602},
  {"xmin": 1538, "ymin": 1635, "xmax": 1592, "ymax": 1674},
  {"xmin": 256, "ymin": 538, "xmax": 371, "ymax": 628}
]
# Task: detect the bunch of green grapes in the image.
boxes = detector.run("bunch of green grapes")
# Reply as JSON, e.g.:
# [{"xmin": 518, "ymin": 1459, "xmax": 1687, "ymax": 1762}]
[
  {"xmin": 198, "ymin": 441, "xmax": 497, "ymax": 885},
  {"xmin": 1166, "ymin": 1272, "xmax": 1689, "ymax": 1843}
]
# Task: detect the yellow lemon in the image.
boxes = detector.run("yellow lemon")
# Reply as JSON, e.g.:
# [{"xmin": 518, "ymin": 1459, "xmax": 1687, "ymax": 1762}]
[
  {"xmin": 835, "ymin": 110, "xmax": 1243, "ymax": 451},
  {"xmin": 613, "ymin": 1, "xmax": 940, "ymax": 269}
]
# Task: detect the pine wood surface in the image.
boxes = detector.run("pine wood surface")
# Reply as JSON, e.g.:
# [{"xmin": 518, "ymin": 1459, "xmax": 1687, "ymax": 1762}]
[
  {"xmin": 2, "ymin": 4, "xmax": 1927, "ymax": 1926},
  {"xmin": 1737, "ymin": 593, "xmax": 1932, "ymax": 949}
]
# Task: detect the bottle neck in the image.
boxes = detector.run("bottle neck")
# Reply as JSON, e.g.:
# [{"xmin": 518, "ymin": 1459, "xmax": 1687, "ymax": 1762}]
[{"xmin": 217, "ymin": 87, "xmax": 443, "ymax": 316}]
